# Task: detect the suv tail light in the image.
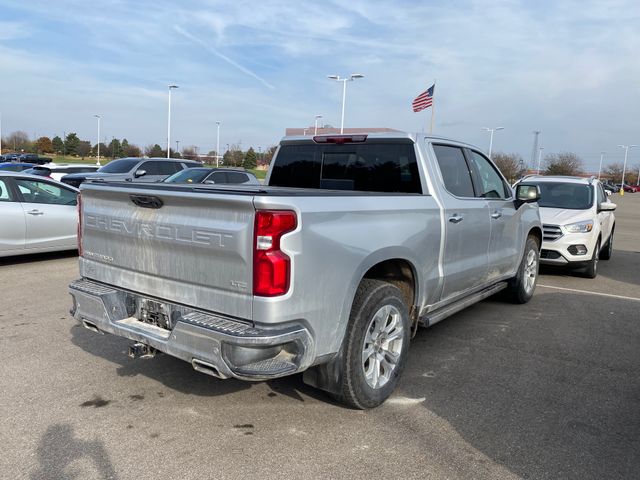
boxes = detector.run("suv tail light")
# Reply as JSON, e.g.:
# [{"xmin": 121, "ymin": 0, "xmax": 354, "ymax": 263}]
[
  {"xmin": 77, "ymin": 194, "xmax": 83, "ymax": 256},
  {"xmin": 313, "ymin": 135, "xmax": 367, "ymax": 144},
  {"xmin": 253, "ymin": 210, "xmax": 297, "ymax": 296}
]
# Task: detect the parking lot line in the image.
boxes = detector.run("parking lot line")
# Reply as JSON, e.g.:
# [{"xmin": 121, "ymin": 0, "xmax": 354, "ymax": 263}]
[{"xmin": 537, "ymin": 284, "xmax": 640, "ymax": 302}]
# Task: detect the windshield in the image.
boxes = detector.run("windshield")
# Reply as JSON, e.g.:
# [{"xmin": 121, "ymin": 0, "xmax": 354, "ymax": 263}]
[
  {"xmin": 164, "ymin": 168, "xmax": 210, "ymax": 183},
  {"xmin": 532, "ymin": 182, "xmax": 593, "ymax": 210},
  {"xmin": 98, "ymin": 159, "xmax": 139, "ymax": 174}
]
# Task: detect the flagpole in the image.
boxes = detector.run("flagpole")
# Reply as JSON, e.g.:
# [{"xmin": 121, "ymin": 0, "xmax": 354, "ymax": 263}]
[{"xmin": 429, "ymin": 80, "xmax": 436, "ymax": 134}]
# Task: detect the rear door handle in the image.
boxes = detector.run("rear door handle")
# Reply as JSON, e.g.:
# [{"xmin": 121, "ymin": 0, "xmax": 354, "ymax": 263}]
[
  {"xmin": 27, "ymin": 210, "xmax": 44, "ymax": 216},
  {"xmin": 491, "ymin": 210, "xmax": 502, "ymax": 219},
  {"xmin": 448, "ymin": 214, "xmax": 464, "ymax": 224}
]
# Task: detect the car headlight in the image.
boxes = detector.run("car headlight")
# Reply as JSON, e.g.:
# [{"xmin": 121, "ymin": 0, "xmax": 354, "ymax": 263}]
[{"xmin": 564, "ymin": 220, "xmax": 593, "ymax": 233}]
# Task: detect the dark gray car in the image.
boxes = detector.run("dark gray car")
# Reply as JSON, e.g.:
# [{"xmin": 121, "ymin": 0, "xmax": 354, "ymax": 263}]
[
  {"xmin": 61, "ymin": 157, "xmax": 202, "ymax": 188},
  {"xmin": 163, "ymin": 167, "xmax": 260, "ymax": 185}
]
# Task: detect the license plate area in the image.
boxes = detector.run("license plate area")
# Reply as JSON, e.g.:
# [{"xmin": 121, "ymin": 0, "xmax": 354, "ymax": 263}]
[{"xmin": 138, "ymin": 299, "xmax": 172, "ymax": 330}]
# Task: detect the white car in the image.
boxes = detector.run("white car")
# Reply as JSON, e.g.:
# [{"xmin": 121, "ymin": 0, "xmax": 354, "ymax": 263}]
[
  {"xmin": 24, "ymin": 163, "xmax": 100, "ymax": 182},
  {"xmin": 515, "ymin": 175, "xmax": 615, "ymax": 278},
  {"xmin": 0, "ymin": 171, "xmax": 79, "ymax": 258}
]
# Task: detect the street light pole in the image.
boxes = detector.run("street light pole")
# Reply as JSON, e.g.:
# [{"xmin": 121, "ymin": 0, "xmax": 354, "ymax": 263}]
[
  {"xmin": 537, "ymin": 147, "xmax": 545, "ymax": 175},
  {"xmin": 482, "ymin": 126, "xmax": 504, "ymax": 158},
  {"xmin": 167, "ymin": 84, "xmax": 179, "ymax": 158},
  {"xmin": 93, "ymin": 115, "xmax": 101, "ymax": 165},
  {"xmin": 314, "ymin": 115, "xmax": 322, "ymax": 135},
  {"xmin": 327, "ymin": 74, "xmax": 364, "ymax": 134},
  {"xmin": 618, "ymin": 144, "xmax": 636, "ymax": 195},
  {"xmin": 176, "ymin": 140, "xmax": 180, "ymax": 154},
  {"xmin": 597, "ymin": 152, "xmax": 605, "ymax": 180},
  {"xmin": 216, "ymin": 121, "xmax": 221, "ymax": 168}
]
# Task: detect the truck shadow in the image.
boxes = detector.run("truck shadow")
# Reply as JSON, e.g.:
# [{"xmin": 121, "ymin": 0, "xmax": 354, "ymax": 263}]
[
  {"xmin": 0, "ymin": 250, "xmax": 77, "ymax": 266},
  {"xmin": 30, "ymin": 423, "xmax": 118, "ymax": 480},
  {"xmin": 69, "ymin": 324, "xmax": 334, "ymax": 405},
  {"xmin": 397, "ymin": 291, "xmax": 640, "ymax": 479}
]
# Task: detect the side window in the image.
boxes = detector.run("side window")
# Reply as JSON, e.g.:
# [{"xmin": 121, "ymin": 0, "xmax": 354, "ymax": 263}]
[
  {"xmin": 139, "ymin": 161, "xmax": 161, "ymax": 176},
  {"xmin": 468, "ymin": 150, "xmax": 510, "ymax": 199},
  {"xmin": 160, "ymin": 162, "xmax": 183, "ymax": 175},
  {"xmin": 15, "ymin": 179, "xmax": 77, "ymax": 205},
  {"xmin": 208, "ymin": 172, "xmax": 228, "ymax": 184},
  {"xmin": 0, "ymin": 179, "xmax": 14, "ymax": 201},
  {"xmin": 432, "ymin": 145, "xmax": 475, "ymax": 197},
  {"xmin": 596, "ymin": 184, "xmax": 605, "ymax": 205},
  {"xmin": 226, "ymin": 172, "xmax": 250, "ymax": 184}
]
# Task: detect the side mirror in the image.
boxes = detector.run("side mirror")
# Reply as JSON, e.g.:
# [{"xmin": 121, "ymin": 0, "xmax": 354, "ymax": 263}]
[
  {"xmin": 204, "ymin": 180, "xmax": 215, "ymax": 184},
  {"xmin": 598, "ymin": 202, "xmax": 616, "ymax": 212},
  {"xmin": 514, "ymin": 184, "xmax": 540, "ymax": 208},
  {"xmin": 134, "ymin": 169, "xmax": 147, "ymax": 178}
]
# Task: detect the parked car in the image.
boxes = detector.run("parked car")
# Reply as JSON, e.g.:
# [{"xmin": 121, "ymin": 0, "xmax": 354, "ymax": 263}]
[
  {"xmin": 0, "ymin": 162, "xmax": 37, "ymax": 172},
  {"xmin": 61, "ymin": 157, "xmax": 202, "ymax": 188},
  {"xmin": 69, "ymin": 132, "xmax": 542, "ymax": 408},
  {"xmin": 0, "ymin": 172, "xmax": 79, "ymax": 257},
  {"xmin": 17, "ymin": 154, "xmax": 49, "ymax": 165},
  {"xmin": 514, "ymin": 175, "xmax": 615, "ymax": 278},
  {"xmin": 615, "ymin": 183, "xmax": 637, "ymax": 193},
  {"xmin": 3, "ymin": 153, "xmax": 21, "ymax": 162},
  {"xmin": 163, "ymin": 167, "xmax": 260, "ymax": 185},
  {"xmin": 24, "ymin": 163, "xmax": 100, "ymax": 182},
  {"xmin": 602, "ymin": 183, "xmax": 617, "ymax": 194}
]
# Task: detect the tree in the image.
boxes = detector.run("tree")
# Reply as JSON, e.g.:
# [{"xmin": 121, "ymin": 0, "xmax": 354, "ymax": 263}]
[
  {"xmin": 492, "ymin": 152, "xmax": 525, "ymax": 183},
  {"xmin": 77, "ymin": 141, "xmax": 92, "ymax": 159},
  {"xmin": 52, "ymin": 136, "xmax": 64, "ymax": 154},
  {"xmin": 92, "ymin": 142, "xmax": 107, "ymax": 157},
  {"xmin": 145, "ymin": 144, "xmax": 164, "ymax": 157},
  {"xmin": 6, "ymin": 131, "xmax": 30, "ymax": 151},
  {"xmin": 260, "ymin": 145, "xmax": 277, "ymax": 166},
  {"xmin": 64, "ymin": 133, "xmax": 80, "ymax": 156},
  {"xmin": 181, "ymin": 146, "xmax": 197, "ymax": 160},
  {"xmin": 603, "ymin": 163, "xmax": 623, "ymax": 183},
  {"xmin": 123, "ymin": 143, "xmax": 142, "ymax": 157},
  {"xmin": 544, "ymin": 152, "xmax": 583, "ymax": 176},
  {"xmin": 107, "ymin": 138, "xmax": 122, "ymax": 159},
  {"xmin": 243, "ymin": 147, "xmax": 257, "ymax": 169},
  {"xmin": 35, "ymin": 136, "xmax": 54, "ymax": 154}
]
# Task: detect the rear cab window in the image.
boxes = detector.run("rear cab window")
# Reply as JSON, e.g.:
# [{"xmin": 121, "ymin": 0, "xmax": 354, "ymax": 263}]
[{"xmin": 269, "ymin": 139, "xmax": 422, "ymax": 193}]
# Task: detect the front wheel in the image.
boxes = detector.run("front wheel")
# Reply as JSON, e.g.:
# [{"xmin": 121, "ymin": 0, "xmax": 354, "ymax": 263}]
[
  {"xmin": 600, "ymin": 230, "xmax": 613, "ymax": 260},
  {"xmin": 582, "ymin": 240, "xmax": 600, "ymax": 278},
  {"xmin": 506, "ymin": 236, "xmax": 540, "ymax": 304},
  {"xmin": 333, "ymin": 279, "xmax": 411, "ymax": 409}
]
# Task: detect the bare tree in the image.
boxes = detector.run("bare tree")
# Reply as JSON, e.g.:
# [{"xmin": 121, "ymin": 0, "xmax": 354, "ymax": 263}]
[
  {"xmin": 492, "ymin": 152, "xmax": 525, "ymax": 183},
  {"xmin": 603, "ymin": 163, "xmax": 623, "ymax": 183},
  {"xmin": 544, "ymin": 152, "xmax": 583, "ymax": 176},
  {"xmin": 6, "ymin": 131, "xmax": 30, "ymax": 151}
]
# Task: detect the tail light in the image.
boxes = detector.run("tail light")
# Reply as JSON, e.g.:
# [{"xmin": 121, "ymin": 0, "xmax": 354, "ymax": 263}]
[
  {"xmin": 253, "ymin": 210, "xmax": 297, "ymax": 296},
  {"xmin": 313, "ymin": 134, "xmax": 367, "ymax": 144},
  {"xmin": 77, "ymin": 193, "xmax": 83, "ymax": 256}
]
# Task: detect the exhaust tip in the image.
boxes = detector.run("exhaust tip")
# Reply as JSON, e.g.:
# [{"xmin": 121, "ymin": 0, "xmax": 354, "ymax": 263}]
[
  {"xmin": 82, "ymin": 319, "xmax": 102, "ymax": 334},
  {"xmin": 192, "ymin": 359, "xmax": 224, "ymax": 379}
]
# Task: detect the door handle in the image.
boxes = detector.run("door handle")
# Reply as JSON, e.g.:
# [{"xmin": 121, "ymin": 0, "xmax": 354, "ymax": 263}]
[
  {"xmin": 448, "ymin": 214, "xmax": 464, "ymax": 224},
  {"xmin": 491, "ymin": 210, "xmax": 502, "ymax": 219},
  {"xmin": 27, "ymin": 210, "xmax": 44, "ymax": 216}
]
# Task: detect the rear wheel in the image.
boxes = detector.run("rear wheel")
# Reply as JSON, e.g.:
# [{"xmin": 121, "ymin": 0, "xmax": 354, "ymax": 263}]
[
  {"xmin": 506, "ymin": 236, "xmax": 539, "ymax": 304},
  {"xmin": 600, "ymin": 230, "xmax": 614, "ymax": 260},
  {"xmin": 333, "ymin": 279, "xmax": 411, "ymax": 409}
]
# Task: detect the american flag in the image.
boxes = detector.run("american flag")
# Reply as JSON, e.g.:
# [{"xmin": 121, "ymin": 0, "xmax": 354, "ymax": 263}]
[{"xmin": 412, "ymin": 84, "xmax": 435, "ymax": 112}]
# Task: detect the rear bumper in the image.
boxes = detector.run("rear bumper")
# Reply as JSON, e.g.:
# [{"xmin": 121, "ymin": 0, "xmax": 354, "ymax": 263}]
[{"xmin": 69, "ymin": 278, "xmax": 315, "ymax": 380}]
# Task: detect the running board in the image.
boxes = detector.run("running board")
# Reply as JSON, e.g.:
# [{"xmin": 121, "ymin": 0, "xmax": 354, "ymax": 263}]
[{"xmin": 419, "ymin": 282, "xmax": 508, "ymax": 327}]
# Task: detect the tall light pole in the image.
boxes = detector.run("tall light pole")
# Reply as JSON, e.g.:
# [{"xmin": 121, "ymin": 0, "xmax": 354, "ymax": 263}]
[
  {"xmin": 167, "ymin": 84, "xmax": 179, "ymax": 158},
  {"xmin": 175, "ymin": 140, "xmax": 180, "ymax": 154},
  {"xmin": 536, "ymin": 147, "xmax": 545, "ymax": 175},
  {"xmin": 93, "ymin": 114, "xmax": 101, "ymax": 165},
  {"xmin": 216, "ymin": 121, "xmax": 221, "ymax": 168},
  {"xmin": 327, "ymin": 74, "xmax": 364, "ymax": 134},
  {"xmin": 314, "ymin": 114, "xmax": 322, "ymax": 135},
  {"xmin": 531, "ymin": 130, "xmax": 541, "ymax": 169},
  {"xmin": 482, "ymin": 126, "xmax": 504, "ymax": 158},
  {"xmin": 597, "ymin": 152, "xmax": 605, "ymax": 180},
  {"xmin": 618, "ymin": 144, "xmax": 636, "ymax": 195}
]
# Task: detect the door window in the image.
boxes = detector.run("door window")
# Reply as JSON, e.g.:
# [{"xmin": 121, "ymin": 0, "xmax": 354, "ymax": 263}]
[
  {"xmin": 0, "ymin": 179, "xmax": 14, "ymax": 201},
  {"xmin": 432, "ymin": 145, "xmax": 475, "ymax": 197},
  {"xmin": 467, "ymin": 150, "xmax": 510, "ymax": 199},
  {"xmin": 596, "ymin": 184, "xmax": 605, "ymax": 205},
  {"xmin": 226, "ymin": 172, "xmax": 250, "ymax": 183},
  {"xmin": 139, "ymin": 161, "xmax": 162, "ymax": 176},
  {"xmin": 15, "ymin": 179, "xmax": 77, "ymax": 205},
  {"xmin": 208, "ymin": 172, "xmax": 228, "ymax": 183}
]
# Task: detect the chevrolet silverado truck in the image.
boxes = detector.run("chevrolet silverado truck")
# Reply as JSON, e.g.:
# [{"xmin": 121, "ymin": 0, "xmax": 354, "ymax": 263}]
[{"xmin": 69, "ymin": 133, "xmax": 542, "ymax": 408}]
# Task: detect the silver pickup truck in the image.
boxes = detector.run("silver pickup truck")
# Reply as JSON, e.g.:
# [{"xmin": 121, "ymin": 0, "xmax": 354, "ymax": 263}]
[{"xmin": 69, "ymin": 132, "xmax": 542, "ymax": 408}]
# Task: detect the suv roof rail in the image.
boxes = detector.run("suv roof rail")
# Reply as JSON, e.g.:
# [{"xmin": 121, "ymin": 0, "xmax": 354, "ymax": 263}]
[{"xmin": 588, "ymin": 175, "xmax": 597, "ymax": 185}]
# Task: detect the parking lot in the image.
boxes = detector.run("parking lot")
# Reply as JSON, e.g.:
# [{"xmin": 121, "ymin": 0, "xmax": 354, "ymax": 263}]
[{"xmin": 1, "ymin": 195, "xmax": 638, "ymax": 480}]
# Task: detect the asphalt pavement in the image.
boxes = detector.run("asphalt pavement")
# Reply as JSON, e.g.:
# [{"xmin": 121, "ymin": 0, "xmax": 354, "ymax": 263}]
[{"xmin": 1, "ymin": 194, "xmax": 638, "ymax": 480}]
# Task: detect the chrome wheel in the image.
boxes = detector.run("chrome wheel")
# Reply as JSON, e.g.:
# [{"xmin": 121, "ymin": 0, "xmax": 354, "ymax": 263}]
[
  {"xmin": 523, "ymin": 249, "xmax": 538, "ymax": 295},
  {"xmin": 362, "ymin": 304, "xmax": 404, "ymax": 389}
]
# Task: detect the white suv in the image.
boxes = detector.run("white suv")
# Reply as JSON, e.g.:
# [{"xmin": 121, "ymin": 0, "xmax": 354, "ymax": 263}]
[{"xmin": 514, "ymin": 176, "xmax": 616, "ymax": 278}]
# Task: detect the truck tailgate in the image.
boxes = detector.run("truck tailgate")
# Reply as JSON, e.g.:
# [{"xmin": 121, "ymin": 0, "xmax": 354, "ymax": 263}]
[{"xmin": 79, "ymin": 183, "xmax": 255, "ymax": 319}]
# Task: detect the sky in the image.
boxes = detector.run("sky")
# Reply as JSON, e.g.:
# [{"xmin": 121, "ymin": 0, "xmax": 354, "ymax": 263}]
[{"xmin": 0, "ymin": 0, "xmax": 639, "ymax": 171}]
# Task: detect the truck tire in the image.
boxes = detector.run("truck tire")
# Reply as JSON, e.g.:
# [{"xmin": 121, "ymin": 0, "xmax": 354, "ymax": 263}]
[
  {"xmin": 506, "ymin": 236, "xmax": 539, "ymax": 304},
  {"xmin": 582, "ymin": 239, "xmax": 600, "ymax": 278},
  {"xmin": 333, "ymin": 279, "xmax": 411, "ymax": 409},
  {"xmin": 600, "ymin": 230, "xmax": 613, "ymax": 260}
]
